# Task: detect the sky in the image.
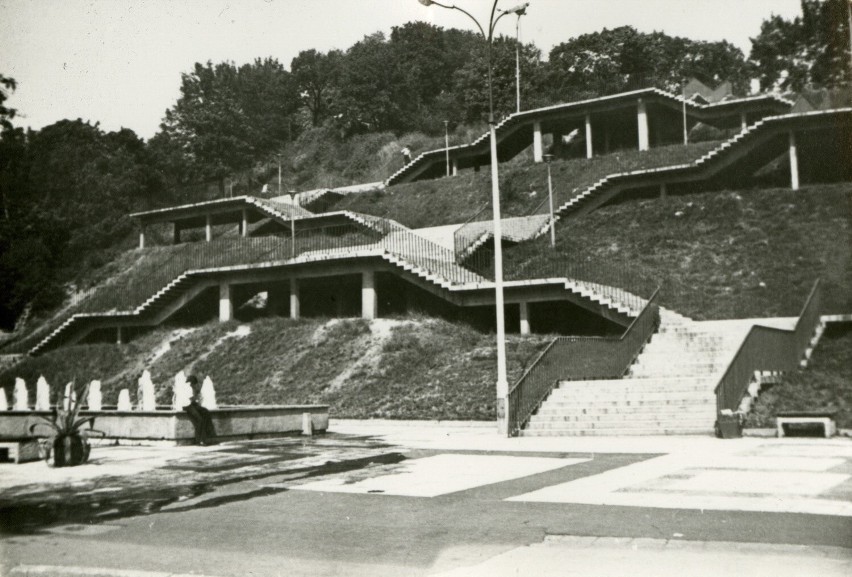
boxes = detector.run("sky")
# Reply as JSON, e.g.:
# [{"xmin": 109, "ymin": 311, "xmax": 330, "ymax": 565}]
[{"xmin": 0, "ymin": 0, "xmax": 804, "ymax": 140}]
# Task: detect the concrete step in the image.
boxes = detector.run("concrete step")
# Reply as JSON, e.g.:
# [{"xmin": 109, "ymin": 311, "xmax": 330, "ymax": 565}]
[
  {"xmin": 551, "ymin": 380, "xmax": 714, "ymax": 395},
  {"xmin": 522, "ymin": 426, "xmax": 713, "ymax": 437},
  {"xmin": 525, "ymin": 418, "xmax": 713, "ymax": 431},
  {"xmin": 532, "ymin": 408, "xmax": 716, "ymax": 420},
  {"xmin": 538, "ymin": 398, "xmax": 716, "ymax": 411}
]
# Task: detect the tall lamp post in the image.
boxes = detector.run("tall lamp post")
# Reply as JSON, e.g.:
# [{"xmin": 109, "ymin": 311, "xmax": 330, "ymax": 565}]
[
  {"xmin": 417, "ymin": 0, "xmax": 524, "ymax": 434},
  {"xmin": 510, "ymin": 3, "xmax": 529, "ymax": 113},
  {"xmin": 444, "ymin": 120, "xmax": 451, "ymax": 177},
  {"xmin": 543, "ymin": 154, "xmax": 555, "ymax": 248},
  {"xmin": 288, "ymin": 190, "xmax": 297, "ymax": 259}
]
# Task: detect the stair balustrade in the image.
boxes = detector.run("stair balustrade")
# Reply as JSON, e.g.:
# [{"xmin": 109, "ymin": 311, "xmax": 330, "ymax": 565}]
[
  {"xmin": 507, "ymin": 289, "xmax": 661, "ymax": 437},
  {"xmin": 714, "ymin": 279, "xmax": 822, "ymax": 418}
]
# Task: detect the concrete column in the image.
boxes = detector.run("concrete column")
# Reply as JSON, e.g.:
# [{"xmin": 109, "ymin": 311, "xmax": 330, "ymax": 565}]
[
  {"xmin": 173, "ymin": 223, "xmax": 181, "ymax": 245},
  {"xmin": 138, "ymin": 226, "xmax": 146, "ymax": 249},
  {"xmin": 789, "ymin": 131, "xmax": 800, "ymax": 191},
  {"xmin": 660, "ymin": 183, "xmax": 667, "ymax": 199},
  {"xmin": 519, "ymin": 302, "xmax": 531, "ymax": 335},
  {"xmin": 452, "ymin": 159, "xmax": 458, "ymax": 176},
  {"xmin": 585, "ymin": 114, "xmax": 593, "ymax": 159},
  {"xmin": 205, "ymin": 214, "xmax": 212, "ymax": 242},
  {"xmin": 241, "ymin": 209, "xmax": 248, "ymax": 237},
  {"xmin": 533, "ymin": 121, "xmax": 543, "ymax": 163},
  {"xmin": 361, "ymin": 270, "xmax": 377, "ymax": 320},
  {"xmin": 740, "ymin": 112, "xmax": 748, "ymax": 131},
  {"xmin": 289, "ymin": 278, "xmax": 300, "ymax": 320},
  {"xmin": 116, "ymin": 326, "xmax": 123, "ymax": 345},
  {"xmin": 637, "ymin": 99, "xmax": 650, "ymax": 151},
  {"xmin": 604, "ymin": 127, "xmax": 611, "ymax": 154},
  {"xmin": 219, "ymin": 283, "xmax": 232, "ymax": 322}
]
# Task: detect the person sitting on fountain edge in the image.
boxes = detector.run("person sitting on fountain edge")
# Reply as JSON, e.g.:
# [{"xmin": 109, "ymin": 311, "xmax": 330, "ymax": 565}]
[{"xmin": 184, "ymin": 375, "xmax": 216, "ymax": 445}]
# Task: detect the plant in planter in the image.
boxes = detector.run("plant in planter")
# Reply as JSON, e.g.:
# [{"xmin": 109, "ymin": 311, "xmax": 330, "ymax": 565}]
[{"xmin": 29, "ymin": 381, "xmax": 103, "ymax": 467}]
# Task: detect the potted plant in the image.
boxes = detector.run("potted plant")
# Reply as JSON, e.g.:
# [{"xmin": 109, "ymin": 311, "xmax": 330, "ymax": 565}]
[
  {"xmin": 714, "ymin": 408, "xmax": 744, "ymax": 439},
  {"xmin": 29, "ymin": 381, "xmax": 102, "ymax": 467}
]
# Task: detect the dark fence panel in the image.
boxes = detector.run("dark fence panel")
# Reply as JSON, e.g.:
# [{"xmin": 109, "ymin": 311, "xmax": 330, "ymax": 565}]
[{"xmin": 507, "ymin": 289, "xmax": 660, "ymax": 436}]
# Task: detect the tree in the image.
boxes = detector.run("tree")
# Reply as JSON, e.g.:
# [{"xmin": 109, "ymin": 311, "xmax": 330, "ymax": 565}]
[
  {"xmin": 451, "ymin": 36, "xmax": 543, "ymax": 124},
  {"xmin": 0, "ymin": 74, "xmax": 17, "ymax": 130},
  {"xmin": 158, "ymin": 59, "xmax": 298, "ymax": 195},
  {"xmin": 547, "ymin": 27, "xmax": 750, "ymax": 101},
  {"xmin": 291, "ymin": 49, "xmax": 341, "ymax": 127},
  {"xmin": 335, "ymin": 33, "xmax": 405, "ymax": 135},
  {"xmin": 750, "ymin": 0, "xmax": 852, "ymax": 91}
]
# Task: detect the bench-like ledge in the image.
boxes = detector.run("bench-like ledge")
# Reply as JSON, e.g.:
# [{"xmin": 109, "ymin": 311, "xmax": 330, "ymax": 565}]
[{"xmin": 776, "ymin": 410, "xmax": 838, "ymax": 438}]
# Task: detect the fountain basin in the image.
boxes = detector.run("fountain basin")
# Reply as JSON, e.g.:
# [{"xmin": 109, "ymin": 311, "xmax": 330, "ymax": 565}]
[{"xmin": 0, "ymin": 405, "xmax": 329, "ymax": 444}]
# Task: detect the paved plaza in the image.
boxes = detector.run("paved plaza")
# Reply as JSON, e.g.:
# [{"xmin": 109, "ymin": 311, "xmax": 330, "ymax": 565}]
[{"xmin": 1, "ymin": 421, "xmax": 851, "ymax": 576}]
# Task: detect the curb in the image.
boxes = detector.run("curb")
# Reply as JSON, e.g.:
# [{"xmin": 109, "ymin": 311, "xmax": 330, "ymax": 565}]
[
  {"xmin": 331, "ymin": 418, "xmax": 493, "ymax": 429},
  {"xmin": 10, "ymin": 566, "xmax": 223, "ymax": 577}
]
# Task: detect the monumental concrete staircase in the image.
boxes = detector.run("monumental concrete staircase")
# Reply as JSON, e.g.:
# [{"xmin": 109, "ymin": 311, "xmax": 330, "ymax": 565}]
[
  {"xmin": 523, "ymin": 316, "xmax": 799, "ymax": 436},
  {"xmin": 22, "ymin": 212, "xmax": 640, "ymax": 355},
  {"xmin": 385, "ymin": 88, "xmax": 794, "ymax": 187},
  {"xmin": 533, "ymin": 108, "xmax": 852, "ymax": 236}
]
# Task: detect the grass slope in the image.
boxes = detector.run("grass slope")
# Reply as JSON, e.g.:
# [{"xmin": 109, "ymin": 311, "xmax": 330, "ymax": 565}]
[
  {"xmin": 334, "ymin": 142, "xmax": 721, "ymax": 229},
  {"xmin": 0, "ymin": 317, "xmax": 552, "ymax": 420},
  {"xmin": 503, "ymin": 183, "xmax": 851, "ymax": 319}
]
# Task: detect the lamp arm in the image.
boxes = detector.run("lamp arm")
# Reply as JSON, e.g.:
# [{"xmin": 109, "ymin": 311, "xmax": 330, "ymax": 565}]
[
  {"xmin": 488, "ymin": 0, "xmax": 502, "ymax": 41},
  {"xmin": 447, "ymin": 3, "xmax": 487, "ymax": 37}
]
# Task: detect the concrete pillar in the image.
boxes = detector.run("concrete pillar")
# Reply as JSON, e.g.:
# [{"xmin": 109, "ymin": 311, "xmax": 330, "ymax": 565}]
[
  {"xmin": 116, "ymin": 326, "xmax": 123, "ymax": 345},
  {"xmin": 289, "ymin": 278, "xmax": 300, "ymax": 320},
  {"xmin": 740, "ymin": 111, "xmax": 748, "ymax": 131},
  {"xmin": 205, "ymin": 214, "xmax": 212, "ymax": 242},
  {"xmin": 533, "ymin": 121, "xmax": 543, "ymax": 163},
  {"xmin": 637, "ymin": 99, "xmax": 650, "ymax": 151},
  {"xmin": 361, "ymin": 270, "xmax": 377, "ymax": 320},
  {"xmin": 173, "ymin": 223, "xmax": 181, "ymax": 244},
  {"xmin": 219, "ymin": 283, "xmax": 232, "ymax": 322},
  {"xmin": 138, "ymin": 226, "xmax": 146, "ymax": 249},
  {"xmin": 301, "ymin": 412, "xmax": 313, "ymax": 436},
  {"xmin": 660, "ymin": 182, "xmax": 667, "ymax": 199},
  {"xmin": 452, "ymin": 159, "xmax": 458, "ymax": 176},
  {"xmin": 789, "ymin": 131, "xmax": 800, "ymax": 191},
  {"xmin": 241, "ymin": 209, "xmax": 248, "ymax": 237},
  {"xmin": 604, "ymin": 127, "xmax": 611, "ymax": 154},
  {"xmin": 585, "ymin": 114, "xmax": 593, "ymax": 159},
  {"xmin": 519, "ymin": 302, "xmax": 531, "ymax": 335}
]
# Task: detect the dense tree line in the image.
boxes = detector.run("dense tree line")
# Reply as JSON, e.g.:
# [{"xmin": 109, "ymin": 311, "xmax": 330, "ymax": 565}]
[{"xmin": 1, "ymin": 2, "xmax": 850, "ymax": 331}]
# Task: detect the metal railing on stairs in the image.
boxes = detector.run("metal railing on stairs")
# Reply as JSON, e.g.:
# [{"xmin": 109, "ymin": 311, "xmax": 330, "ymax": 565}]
[
  {"xmin": 507, "ymin": 288, "xmax": 661, "ymax": 437},
  {"xmin": 714, "ymin": 279, "xmax": 822, "ymax": 417}
]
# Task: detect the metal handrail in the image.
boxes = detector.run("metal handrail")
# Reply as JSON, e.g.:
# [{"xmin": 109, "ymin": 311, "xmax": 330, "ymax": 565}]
[
  {"xmin": 714, "ymin": 279, "xmax": 822, "ymax": 416},
  {"xmin": 507, "ymin": 288, "xmax": 661, "ymax": 436}
]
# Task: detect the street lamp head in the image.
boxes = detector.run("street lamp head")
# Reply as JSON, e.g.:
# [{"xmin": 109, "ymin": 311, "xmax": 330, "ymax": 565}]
[
  {"xmin": 543, "ymin": 153, "xmax": 553, "ymax": 163},
  {"xmin": 417, "ymin": 0, "xmax": 433, "ymax": 5},
  {"xmin": 503, "ymin": 2, "xmax": 529, "ymax": 16}
]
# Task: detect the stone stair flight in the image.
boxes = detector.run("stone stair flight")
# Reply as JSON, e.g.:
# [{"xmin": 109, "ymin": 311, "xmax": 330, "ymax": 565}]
[{"xmin": 523, "ymin": 317, "xmax": 799, "ymax": 436}]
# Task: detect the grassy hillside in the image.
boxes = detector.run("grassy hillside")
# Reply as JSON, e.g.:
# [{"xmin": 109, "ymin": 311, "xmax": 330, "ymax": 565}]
[
  {"xmin": 333, "ymin": 141, "xmax": 722, "ymax": 228},
  {"xmin": 0, "ymin": 317, "xmax": 552, "ymax": 421},
  {"xmin": 502, "ymin": 183, "xmax": 851, "ymax": 320}
]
